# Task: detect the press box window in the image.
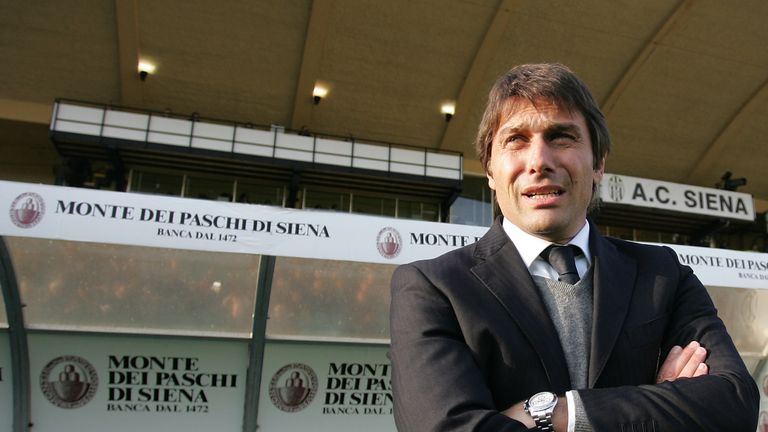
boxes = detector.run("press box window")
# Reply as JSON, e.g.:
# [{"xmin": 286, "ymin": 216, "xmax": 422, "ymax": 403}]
[
  {"xmin": 352, "ymin": 194, "xmax": 396, "ymax": 218},
  {"xmin": 128, "ymin": 170, "xmax": 184, "ymax": 196},
  {"xmin": 186, "ymin": 176, "xmax": 235, "ymax": 202},
  {"xmin": 235, "ymin": 181, "xmax": 286, "ymax": 206},
  {"xmin": 302, "ymin": 188, "xmax": 350, "ymax": 212}
]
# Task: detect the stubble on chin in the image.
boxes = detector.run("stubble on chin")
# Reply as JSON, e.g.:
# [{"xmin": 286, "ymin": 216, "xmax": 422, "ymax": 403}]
[{"xmin": 520, "ymin": 211, "xmax": 578, "ymax": 244}]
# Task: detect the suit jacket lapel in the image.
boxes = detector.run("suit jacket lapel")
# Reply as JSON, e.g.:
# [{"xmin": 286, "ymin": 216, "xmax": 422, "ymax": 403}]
[
  {"xmin": 470, "ymin": 220, "xmax": 572, "ymax": 393},
  {"xmin": 588, "ymin": 222, "xmax": 638, "ymax": 388}
]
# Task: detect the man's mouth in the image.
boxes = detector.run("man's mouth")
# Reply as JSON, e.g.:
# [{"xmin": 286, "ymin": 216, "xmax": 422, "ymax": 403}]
[{"xmin": 523, "ymin": 189, "xmax": 564, "ymax": 199}]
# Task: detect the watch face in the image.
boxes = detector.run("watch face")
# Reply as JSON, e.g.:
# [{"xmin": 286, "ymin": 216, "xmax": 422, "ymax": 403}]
[{"xmin": 529, "ymin": 392, "xmax": 556, "ymax": 408}]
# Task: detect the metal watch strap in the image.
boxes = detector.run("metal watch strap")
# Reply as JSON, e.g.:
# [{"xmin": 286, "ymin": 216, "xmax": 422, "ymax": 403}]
[{"xmin": 531, "ymin": 411, "xmax": 555, "ymax": 431}]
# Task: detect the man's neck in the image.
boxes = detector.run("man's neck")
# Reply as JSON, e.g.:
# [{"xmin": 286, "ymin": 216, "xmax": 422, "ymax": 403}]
[{"xmin": 501, "ymin": 218, "xmax": 592, "ymax": 270}]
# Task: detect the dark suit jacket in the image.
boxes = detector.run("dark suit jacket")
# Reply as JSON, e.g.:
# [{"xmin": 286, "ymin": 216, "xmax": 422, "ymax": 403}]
[{"xmin": 389, "ymin": 218, "xmax": 759, "ymax": 431}]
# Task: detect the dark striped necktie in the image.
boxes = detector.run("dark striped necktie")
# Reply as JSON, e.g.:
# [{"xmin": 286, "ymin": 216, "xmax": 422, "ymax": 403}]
[{"xmin": 542, "ymin": 245, "xmax": 580, "ymax": 284}]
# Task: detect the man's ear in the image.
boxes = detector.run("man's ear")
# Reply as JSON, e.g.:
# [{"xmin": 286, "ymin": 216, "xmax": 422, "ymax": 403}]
[
  {"xmin": 593, "ymin": 157, "xmax": 606, "ymax": 184},
  {"xmin": 487, "ymin": 170, "xmax": 496, "ymax": 191}
]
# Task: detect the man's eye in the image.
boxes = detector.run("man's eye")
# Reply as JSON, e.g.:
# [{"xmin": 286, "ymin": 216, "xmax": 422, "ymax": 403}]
[
  {"xmin": 550, "ymin": 134, "xmax": 578, "ymax": 145},
  {"xmin": 504, "ymin": 135, "xmax": 527, "ymax": 146}
]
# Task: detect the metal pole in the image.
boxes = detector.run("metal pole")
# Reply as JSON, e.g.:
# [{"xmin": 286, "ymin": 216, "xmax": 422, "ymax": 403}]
[
  {"xmin": 0, "ymin": 237, "xmax": 31, "ymax": 432},
  {"xmin": 242, "ymin": 254, "xmax": 276, "ymax": 432}
]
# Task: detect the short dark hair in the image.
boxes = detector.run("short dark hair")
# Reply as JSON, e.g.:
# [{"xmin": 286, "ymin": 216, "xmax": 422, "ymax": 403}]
[{"xmin": 475, "ymin": 63, "xmax": 611, "ymax": 172}]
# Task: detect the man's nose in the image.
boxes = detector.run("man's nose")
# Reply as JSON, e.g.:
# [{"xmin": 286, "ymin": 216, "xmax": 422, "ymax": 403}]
[{"xmin": 526, "ymin": 136, "xmax": 555, "ymax": 173}]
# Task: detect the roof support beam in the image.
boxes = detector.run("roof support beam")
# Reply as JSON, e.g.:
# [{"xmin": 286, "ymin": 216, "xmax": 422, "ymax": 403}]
[
  {"xmin": 290, "ymin": 0, "xmax": 336, "ymax": 131},
  {"xmin": 438, "ymin": 0, "xmax": 516, "ymax": 157},
  {"xmin": 114, "ymin": 0, "xmax": 143, "ymax": 106},
  {"xmin": 684, "ymin": 75, "xmax": 768, "ymax": 185},
  {"xmin": 600, "ymin": 0, "xmax": 693, "ymax": 116},
  {"xmin": 0, "ymin": 98, "xmax": 51, "ymax": 124}
]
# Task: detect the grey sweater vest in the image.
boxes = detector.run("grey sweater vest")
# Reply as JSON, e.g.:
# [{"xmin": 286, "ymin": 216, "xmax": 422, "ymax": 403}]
[{"xmin": 533, "ymin": 267, "xmax": 595, "ymax": 432}]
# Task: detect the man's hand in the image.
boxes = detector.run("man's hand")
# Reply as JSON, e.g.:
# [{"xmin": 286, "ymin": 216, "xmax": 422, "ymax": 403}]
[
  {"xmin": 656, "ymin": 340, "xmax": 709, "ymax": 384},
  {"xmin": 502, "ymin": 400, "xmax": 535, "ymax": 428}
]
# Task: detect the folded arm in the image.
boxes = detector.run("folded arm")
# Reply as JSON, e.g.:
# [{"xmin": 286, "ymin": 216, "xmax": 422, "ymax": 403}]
[
  {"xmin": 503, "ymin": 341, "xmax": 710, "ymax": 430},
  {"xmin": 574, "ymin": 247, "xmax": 759, "ymax": 431}
]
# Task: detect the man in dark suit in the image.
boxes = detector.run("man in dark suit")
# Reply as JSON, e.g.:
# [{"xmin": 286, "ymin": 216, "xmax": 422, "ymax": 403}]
[{"xmin": 389, "ymin": 63, "xmax": 759, "ymax": 431}]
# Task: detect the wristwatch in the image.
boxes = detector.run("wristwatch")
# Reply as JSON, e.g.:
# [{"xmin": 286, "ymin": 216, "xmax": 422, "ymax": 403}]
[{"xmin": 524, "ymin": 391, "xmax": 558, "ymax": 431}]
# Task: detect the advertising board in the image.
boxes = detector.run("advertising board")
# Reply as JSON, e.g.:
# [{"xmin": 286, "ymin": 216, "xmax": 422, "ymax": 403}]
[
  {"xmin": 28, "ymin": 333, "xmax": 248, "ymax": 432},
  {"xmin": 258, "ymin": 341, "xmax": 394, "ymax": 431}
]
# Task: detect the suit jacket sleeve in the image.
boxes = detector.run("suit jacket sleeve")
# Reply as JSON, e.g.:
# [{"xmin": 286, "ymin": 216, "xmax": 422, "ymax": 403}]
[
  {"xmin": 389, "ymin": 262, "xmax": 529, "ymax": 432},
  {"xmin": 576, "ymin": 246, "xmax": 759, "ymax": 431}
]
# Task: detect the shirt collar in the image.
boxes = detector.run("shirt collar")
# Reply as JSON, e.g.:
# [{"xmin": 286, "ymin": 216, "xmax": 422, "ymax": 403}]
[{"xmin": 501, "ymin": 217, "xmax": 592, "ymax": 268}]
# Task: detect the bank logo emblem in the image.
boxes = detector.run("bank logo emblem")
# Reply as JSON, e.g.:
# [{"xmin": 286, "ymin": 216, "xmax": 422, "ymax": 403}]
[
  {"xmin": 608, "ymin": 175, "xmax": 624, "ymax": 202},
  {"xmin": 40, "ymin": 355, "xmax": 99, "ymax": 409},
  {"xmin": 376, "ymin": 227, "xmax": 402, "ymax": 259},
  {"xmin": 9, "ymin": 192, "xmax": 45, "ymax": 228},
  {"xmin": 269, "ymin": 363, "xmax": 318, "ymax": 412}
]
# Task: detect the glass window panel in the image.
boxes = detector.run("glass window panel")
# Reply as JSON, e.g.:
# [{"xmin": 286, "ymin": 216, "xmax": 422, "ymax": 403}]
[
  {"xmin": 303, "ymin": 189, "xmax": 349, "ymax": 212},
  {"xmin": 450, "ymin": 176, "xmax": 492, "ymax": 227},
  {"xmin": 129, "ymin": 170, "xmax": 183, "ymax": 196},
  {"xmin": 5, "ymin": 237, "xmax": 260, "ymax": 337},
  {"xmin": 352, "ymin": 195, "xmax": 396, "ymax": 217},
  {"xmin": 399, "ymin": 199, "xmax": 439, "ymax": 222},
  {"xmin": 633, "ymin": 229, "xmax": 661, "ymax": 243},
  {"xmin": 604, "ymin": 225, "xmax": 633, "ymax": 240},
  {"xmin": 186, "ymin": 176, "xmax": 234, "ymax": 201},
  {"xmin": 235, "ymin": 181, "xmax": 285, "ymax": 206},
  {"xmin": 266, "ymin": 257, "xmax": 397, "ymax": 340},
  {"xmin": 657, "ymin": 232, "xmax": 689, "ymax": 245}
]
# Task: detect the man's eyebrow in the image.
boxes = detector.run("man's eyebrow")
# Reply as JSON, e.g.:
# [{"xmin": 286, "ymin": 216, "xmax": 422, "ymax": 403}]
[
  {"xmin": 496, "ymin": 124, "xmax": 523, "ymax": 137},
  {"xmin": 496, "ymin": 121, "xmax": 582, "ymax": 137},
  {"xmin": 546, "ymin": 122, "xmax": 583, "ymax": 136}
]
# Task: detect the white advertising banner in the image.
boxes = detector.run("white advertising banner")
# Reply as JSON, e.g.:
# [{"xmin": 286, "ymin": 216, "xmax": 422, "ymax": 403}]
[
  {"xmin": 1, "ymin": 180, "xmax": 766, "ymax": 290},
  {"xmin": 600, "ymin": 173, "xmax": 755, "ymax": 221},
  {"xmin": 259, "ymin": 341, "xmax": 394, "ymax": 432},
  {"xmin": 0, "ymin": 180, "xmax": 484, "ymax": 266},
  {"xmin": 664, "ymin": 243, "xmax": 768, "ymax": 290},
  {"xmin": 0, "ymin": 331, "xmax": 12, "ymax": 432},
  {"xmin": 28, "ymin": 333, "xmax": 248, "ymax": 432}
]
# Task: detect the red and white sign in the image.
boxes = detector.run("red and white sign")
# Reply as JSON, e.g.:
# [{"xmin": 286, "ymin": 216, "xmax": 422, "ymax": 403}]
[{"xmin": 1, "ymin": 180, "xmax": 766, "ymax": 289}]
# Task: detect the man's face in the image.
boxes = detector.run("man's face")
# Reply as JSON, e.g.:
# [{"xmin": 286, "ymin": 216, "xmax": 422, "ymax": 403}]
[{"xmin": 486, "ymin": 97, "xmax": 605, "ymax": 243}]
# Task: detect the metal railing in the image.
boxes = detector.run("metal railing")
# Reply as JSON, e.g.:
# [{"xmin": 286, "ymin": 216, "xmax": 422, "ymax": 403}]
[{"xmin": 50, "ymin": 99, "xmax": 463, "ymax": 181}]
